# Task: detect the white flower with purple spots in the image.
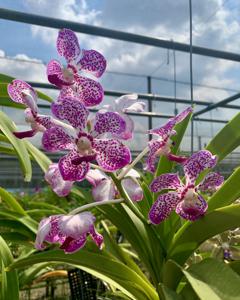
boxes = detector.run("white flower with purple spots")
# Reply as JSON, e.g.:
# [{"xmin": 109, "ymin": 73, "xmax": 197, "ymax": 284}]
[
  {"xmin": 149, "ymin": 150, "xmax": 224, "ymax": 223},
  {"xmin": 101, "ymin": 94, "xmax": 146, "ymax": 140},
  {"xmin": 146, "ymin": 107, "xmax": 193, "ymax": 173},
  {"xmin": 42, "ymin": 97, "xmax": 131, "ymax": 182},
  {"xmin": 7, "ymin": 80, "xmax": 53, "ymax": 138},
  {"xmin": 86, "ymin": 168, "xmax": 143, "ymax": 202},
  {"xmin": 35, "ymin": 212, "xmax": 103, "ymax": 253},
  {"xmin": 47, "ymin": 28, "xmax": 106, "ymax": 107}
]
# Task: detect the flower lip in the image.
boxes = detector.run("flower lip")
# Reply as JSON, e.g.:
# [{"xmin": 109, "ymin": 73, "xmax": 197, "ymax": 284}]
[{"xmin": 76, "ymin": 132, "xmax": 94, "ymax": 155}]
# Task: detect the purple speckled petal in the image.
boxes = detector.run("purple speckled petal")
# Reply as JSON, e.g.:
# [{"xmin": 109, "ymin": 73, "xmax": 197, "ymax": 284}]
[
  {"xmin": 93, "ymin": 139, "xmax": 131, "ymax": 171},
  {"xmin": 150, "ymin": 173, "xmax": 183, "ymax": 193},
  {"xmin": 93, "ymin": 112, "xmax": 126, "ymax": 136},
  {"xmin": 197, "ymin": 172, "xmax": 224, "ymax": 193},
  {"xmin": 73, "ymin": 75, "xmax": 104, "ymax": 107},
  {"xmin": 8, "ymin": 80, "xmax": 38, "ymax": 113},
  {"xmin": 47, "ymin": 59, "xmax": 73, "ymax": 88},
  {"xmin": 42, "ymin": 126, "xmax": 74, "ymax": 152},
  {"xmin": 77, "ymin": 49, "xmax": 106, "ymax": 78},
  {"xmin": 122, "ymin": 178, "xmax": 143, "ymax": 202},
  {"xmin": 176, "ymin": 194, "xmax": 208, "ymax": 221},
  {"xmin": 51, "ymin": 97, "xmax": 89, "ymax": 130},
  {"xmin": 146, "ymin": 140, "xmax": 166, "ymax": 173},
  {"xmin": 89, "ymin": 225, "xmax": 104, "ymax": 249},
  {"xmin": 37, "ymin": 115, "xmax": 54, "ymax": 130},
  {"xmin": 60, "ymin": 235, "xmax": 87, "ymax": 253},
  {"xmin": 59, "ymin": 150, "xmax": 90, "ymax": 181},
  {"xmin": 149, "ymin": 192, "xmax": 180, "ymax": 225},
  {"xmin": 92, "ymin": 179, "xmax": 116, "ymax": 202},
  {"xmin": 184, "ymin": 150, "xmax": 217, "ymax": 185},
  {"xmin": 112, "ymin": 114, "xmax": 134, "ymax": 140},
  {"xmin": 57, "ymin": 28, "xmax": 80, "ymax": 62},
  {"xmin": 58, "ymin": 86, "xmax": 76, "ymax": 99},
  {"xmin": 45, "ymin": 163, "xmax": 73, "ymax": 197},
  {"xmin": 149, "ymin": 107, "xmax": 192, "ymax": 137}
]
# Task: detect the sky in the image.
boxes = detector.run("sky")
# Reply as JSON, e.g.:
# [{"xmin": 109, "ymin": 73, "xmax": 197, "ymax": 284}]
[{"xmin": 0, "ymin": 0, "xmax": 240, "ymax": 151}]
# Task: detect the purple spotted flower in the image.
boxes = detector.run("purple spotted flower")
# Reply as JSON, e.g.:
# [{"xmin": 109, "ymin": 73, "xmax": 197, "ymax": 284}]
[
  {"xmin": 146, "ymin": 107, "xmax": 193, "ymax": 173},
  {"xmin": 45, "ymin": 163, "xmax": 73, "ymax": 197},
  {"xmin": 35, "ymin": 212, "xmax": 103, "ymax": 253},
  {"xmin": 42, "ymin": 97, "xmax": 131, "ymax": 181},
  {"xmin": 7, "ymin": 80, "xmax": 52, "ymax": 138},
  {"xmin": 149, "ymin": 150, "xmax": 224, "ymax": 223},
  {"xmin": 86, "ymin": 168, "xmax": 143, "ymax": 202},
  {"xmin": 101, "ymin": 94, "xmax": 146, "ymax": 140},
  {"xmin": 47, "ymin": 28, "xmax": 106, "ymax": 107}
]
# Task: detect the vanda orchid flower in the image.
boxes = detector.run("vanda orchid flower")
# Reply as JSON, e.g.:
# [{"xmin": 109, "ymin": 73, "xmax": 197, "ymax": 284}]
[
  {"xmin": 42, "ymin": 97, "xmax": 131, "ymax": 181},
  {"xmin": 7, "ymin": 80, "xmax": 52, "ymax": 138},
  {"xmin": 86, "ymin": 168, "xmax": 143, "ymax": 202},
  {"xmin": 146, "ymin": 106, "xmax": 193, "ymax": 173},
  {"xmin": 149, "ymin": 150, "xmax": 224, "ymax": 223},
  {"xmin": 45, "ymin": 163, "xmax": 73, "ymax": 197},
  {"xmin": 101, "ymin": 94, "xmax": 146, "ymax": 140},
  {"xmin": 47, "ymin": 28, "xmax": 106, "ymax": 107},
  {"xmin": 35, "ymin": 212, "xmax": 103, "ymax": 253}
]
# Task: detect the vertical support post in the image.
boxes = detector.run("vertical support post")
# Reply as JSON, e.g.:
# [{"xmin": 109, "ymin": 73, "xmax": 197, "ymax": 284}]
[
  {"xmin": 147, "ymin": 76, "xmax": 152, "ymax": 140},
  {"xmin": 189, "ymin": 0, "xmax": 194, "ymax": 153},
  {"xmin": 173, "ymin": 43, "xmax": 178, "ymax": 116}
]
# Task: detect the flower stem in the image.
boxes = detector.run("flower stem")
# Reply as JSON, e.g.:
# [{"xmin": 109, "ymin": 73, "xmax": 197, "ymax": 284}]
[
  {"xmin": 68, "ymin": 198, "xmax": 124, "ymax": 215},
  {"xmin": 117, "ymin": 146, "xmax": 149, "ymax": 180}
]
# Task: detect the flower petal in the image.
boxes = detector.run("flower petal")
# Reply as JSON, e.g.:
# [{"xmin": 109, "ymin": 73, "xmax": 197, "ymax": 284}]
[
  {"xmin": 59, "ymin": 150, "xmax": 90, "ymax": 181},
  {"xmin": 58, "ymin": 212, "xmax": 95, "ymax": 239},
  {"xmin": 47, "ymin": 59, "xmax": 73, "ymax": 87},
  {"xmin": 176, "ymin": 194, "xmax": 208, "ymax": 221},
  {"xmin": 74, "ymin": 75, "xmax": 104, "ymax": 107},
  {"xmin": 8, "ymin": 80, "xmax": 38, "ymax": 113},
  {"xmin": 184, "ymin": 150, "xmax": 217, "ymax": 185},
  {"xmin": 173, "ymin": 106, "xmax": 193, "ymax": 124},
  {"xmin": 92, "ymin": 179, "xmax": 116, "ymax": 202},
  {"xmin": 89, "ymin": 225, "xmax": 104, "ymax": 249},
  {"xmin": 122, "ymin": 178, "xmax": 143, "ymax": 202},
  {"xmin": 77, "ymin": 49, "xmax": 106, "ymax": 78},
  {"xmin": 115, "ymin": 94, "xmax": 145, "ymax": 112},
  {"xmin": 149, "ymin": 192, "xmax": 180, "ymax": 224},
  {"xmin": 60, "ymin": 235, "xmax": 87, "ymax": 253},
  {"xmin": 58, "ymin": 86, "xmax": 76, "ymax": 99},
  {"xmin": 86, "ymin": 169, "xmax": 108, "ymax": 187},
  {"xmin": 93, "ymin": 112, "xmax": 126, "ymax": 136},
  {"xmin": 146, "ymin": 140, "xmax": 165, "ymax": 173},
  {"xmin": 94, "ymin": 139, "xmax": 131, "ymax": 171},
  {"xmin": 197, "ymin": 172, "xmax": 224, "ymax": 193},
  {"xmin": 45, "ymin": 163, "xmax": 73, "ymax": 197},
  {"xmin": 13, "ymin": 129, "xmax": 37, "ymax": 139},
  {"xmin": 42, "ymin": 126, "xmax": 74, "ymax": 152},
  {"xmin": 57, "ymin": 28, "xmax": 80, "ymax": 62},
  {"xmin": 112, "ymin": 114, "xmax": 134, "ymax": 140},
  {"xmin": 35, "ymin": 217, "xmax": 52, "ymax": 250},
  {"xmin": 150, "ymin": 173, "xmax": 183, "ymax": 193},
  {"xmin": 51, "ymin": 97, "xmax": 89, "ymax": 130}
]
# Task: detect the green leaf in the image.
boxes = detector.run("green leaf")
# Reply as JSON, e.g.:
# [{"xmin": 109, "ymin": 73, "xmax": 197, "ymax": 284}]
[
  {"xmin": 25, "ymin": 141, "xmax": 51, "ymax": 173},
  {"xmin": 206, "ymin": 112, "xmax": 240, "ymax": 162},
  {"xmin": 168, "ymin": 204, "xmax": 240, "ymax": 265},
  {"xmin": 0, "ymin": 236, "xmax": 19, "ymax": 300},
  {"xmin": 0, "ymin": 111, "xmax": 32, "ymax": 181},
  {"xmin": 208, "ymin": 167, "xmax": 240, "ymax": 211},
  {"xmin": 183, "ymin": 258, "xmax": 240, "ymax": 300},
  {"xmin": 0, "ymin": 188, "xmax": 26, "ymax": 215},
  {"xmin": 158, "ymin": 283, "xmax": 182, "ymax": 300},
  {"xmin": 10, "ymin": 249, "xmax": 158, "ymax": 300}
]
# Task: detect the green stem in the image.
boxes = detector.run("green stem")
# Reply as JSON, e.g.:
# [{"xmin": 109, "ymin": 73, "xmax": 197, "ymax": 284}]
[{"xmin": 68, "ymin": 198, "xmax": 124, "ymax": 215}]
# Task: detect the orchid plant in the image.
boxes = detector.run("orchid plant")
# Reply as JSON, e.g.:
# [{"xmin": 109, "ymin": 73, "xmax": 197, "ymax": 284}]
[{"xmin": 1, "ymin": 28, "xmax": 240, "ymax": 300}]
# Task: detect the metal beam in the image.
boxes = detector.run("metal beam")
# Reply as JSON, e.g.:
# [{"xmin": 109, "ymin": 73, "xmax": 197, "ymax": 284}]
[
  {"xmin": 2, "ymin": 8, "xmax": 240, "ymax": 62},
  {"xmin": 29, "ymin": 81, "xmax": 240, "ymax": 110},
  {"xmin": 194, "ymin": 92, "xmax": 240, "ymax": 116}
]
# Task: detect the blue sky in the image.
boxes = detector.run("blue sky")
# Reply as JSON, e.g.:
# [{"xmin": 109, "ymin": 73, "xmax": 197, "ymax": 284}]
[{"xmin": 1, "ymin": 0, "xmax": 240, "ymax": 150}]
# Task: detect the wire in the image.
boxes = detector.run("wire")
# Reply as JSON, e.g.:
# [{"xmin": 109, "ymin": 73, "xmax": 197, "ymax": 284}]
[{"xmin": 189, "ymin": 0, "xmax": 194, "ymax": 154}]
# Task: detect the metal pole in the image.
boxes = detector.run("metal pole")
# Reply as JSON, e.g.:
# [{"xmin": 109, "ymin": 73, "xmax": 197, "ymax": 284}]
[
  {"xmin": 173, "ymin": 42, "xmax": 178, "ymax": 115},
  {"xmin": 189, "ymin": 0, "xmax": 194, "ymax": 154},
  {"xmin": 147, "ymin": 76, "xmax": 153, "ymax": 140},
  {"xmin": 1, "ymin": 8, "xmax": 240, "ymax": 62}
]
